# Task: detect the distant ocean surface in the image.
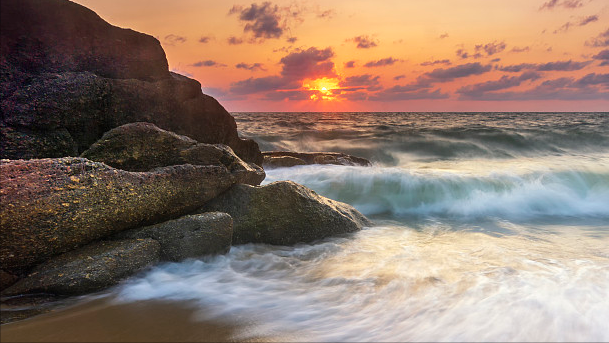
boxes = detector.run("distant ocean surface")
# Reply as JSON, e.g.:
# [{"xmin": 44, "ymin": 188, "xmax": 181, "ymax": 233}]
[{"xmin": 118, "ymin": 113, "xmax": 609, "ymax": 341}]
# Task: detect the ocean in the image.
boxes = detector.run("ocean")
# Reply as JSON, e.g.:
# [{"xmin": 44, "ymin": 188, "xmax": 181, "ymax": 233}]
[{"xmin": 117, "ymin": 112, "xmax": 609, "ymax": 341}]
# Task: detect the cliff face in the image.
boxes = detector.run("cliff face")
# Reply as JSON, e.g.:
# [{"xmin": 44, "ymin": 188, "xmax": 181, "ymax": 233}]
[{"xmin": 0, "ymin": 0, "xmax": 262, "ymax": 165}]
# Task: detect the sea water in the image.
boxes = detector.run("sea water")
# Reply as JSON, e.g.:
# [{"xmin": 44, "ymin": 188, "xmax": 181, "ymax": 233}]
[{"xmin": 117, "ymin": 113, "xmax": 609, "ymax": 342}]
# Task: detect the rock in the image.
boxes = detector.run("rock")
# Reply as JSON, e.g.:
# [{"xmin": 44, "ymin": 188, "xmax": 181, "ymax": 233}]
[
  {"xmin": 81, "ymin": 122, "xmax": 264, "ymax": 185},
  {"xmin": 0, "ymin": 157, "xmax": 235, "ymax": 273},
  {"xmin": 2, "ymin": 239, "xmax": 160, "ymax": 296},
  {"xmin": 113, "ymin": 213, "xmax": 233, "ymax": 261},
  {"xmin": 0, "ymin": 270, "xmax": 19, "ymax": 291},
  {"xmin": 0, "ymin": 0, "xmax": 262, "ymax": 165},
  {"xmin": 200, "ymin": 181, "xmax": 372, "ymax": 245},
  {"xmin": 262, "ymin": 151, "xmax": 371, "ymax": 168},
  {"xmin": 263, "ymin": 155, "xmax": 307, "ymax": 168}
]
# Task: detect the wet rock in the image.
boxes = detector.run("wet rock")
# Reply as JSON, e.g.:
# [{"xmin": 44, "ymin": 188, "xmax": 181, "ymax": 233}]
[
  {"xmin": 2, "ymin": 239, "xmax": 160, "ymax": 296},
  {"xmin": 0, "ymin": 0, "xmax": 262, "ymax": 164},
  {"xmin": 81, "ymin": 122, "xmax": 264, "ymax": 185},
  {"xmin": 0, "ymin": 157, "xmax": 235, "ymax": 272},
  {"xmin": 200, "ymin": 181, "xmax": 372, "ymax": 245},
  {"xmin": 262, "ymin": 151, "xmax": 371, "ymax": 168},
  {"xmin": 113, "ymin": 213, "xmax": 233, "ymax": 261}
]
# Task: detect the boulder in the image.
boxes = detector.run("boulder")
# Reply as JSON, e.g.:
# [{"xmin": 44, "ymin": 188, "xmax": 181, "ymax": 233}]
[
  {"xmin": 199, "ymin": 181, "xmax": 372, "ymax": 245},
  {"xmin": 2, "ymin": 239, "xmax": 160, "ymax": 296},
  {"xmin": 0, "ymin": 270, "xmax": 18, "ymax": 291},
  {"xmin": 81, "ymin": 122, "xmax": 264, "ymax": 185},
  {"xmin": 0, "ymin": 0, "xmax": 262, "ymax": 165},
  {"xmin": 0, "ymin": 157, "xmax": 235, "ymax": 272},
  {"xmin": 262, "ymin": 151, "xmax": 371, "ymax": 168},
  {"xmin": 113, "ymin": 213, "xmax": 233, "ymax": 261}
]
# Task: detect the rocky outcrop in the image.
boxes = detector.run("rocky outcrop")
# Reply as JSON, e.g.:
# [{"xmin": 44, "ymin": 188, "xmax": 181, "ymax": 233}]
[
  {"xmin": 81, "ymin": 122, "xmax": 264, "ymax": 185},
  {"xmin": 0, "ymin": 270, "xmax": 18, "ymax": 291},
  {"xmin": 0, "ymin": 0, "xmax": 261, "ymax": 165},
  {"xmin": 2, "ymin": 239, "xmax": 160, "ymax": 296},
  {"xmin": 0, "ymin": 157, "xmax": 235, "ymax": 273},
  {"xmin": 200, "ymin": 181, "xmax": 372, "ymax": 246},
  {"xmin": 262, "ymin": 151, "xmax": 371, "ymax": 168},
  {"xmin": 113, "ymin": 213, "xmax": 233, "ymax": 262}
]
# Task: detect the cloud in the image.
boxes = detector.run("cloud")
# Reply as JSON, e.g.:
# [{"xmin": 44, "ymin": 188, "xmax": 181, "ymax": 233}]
[
  {"xmin": 394, "ymin": 75, "xmax": 406, "ymax": 80},
  {"xmin": 262, "ymin": 90, "xmax": 314, "ymax": 101},
  {"xmin": 347, "ymin": 35, "xmax": 379, "ymax": 49},
  {"xmin": 456, "ymin": 48, "xmax": 469, "ymax": 59},
  {"xmin": 236, "ymin": 62, "xmax": 267, "ymax": 71},
  {"xmin": 511, "ymin": 46, "xmax": 530, "ymax": 53},
  {"xmin": 369, "ymin": 88, "xmax": 449, "ymax": 101},
  {"xmin": 164, "ymin": 34, "xmax": 187, "ymax": 45},
  {"xmin": 191, "ymin": 60, "xmax": 227, "ymax": 67},
  {"xmin": 475, "ymin": 41, "xmax": 507, "ymax": 56},
  {"xmin": 439, "ymin": 33, "xmax": 449, "ymax": 39},
  {"xmin": 199, "ymin": 36, "xmax": 214, "ymax": 43},
  {"xmin": 364, "ymin": 57, "xmax": 401, "ymax": 67},
  {"xmin": 227, "ymin": 36, "xmax": 244, "ymax": 45},
  {"xmin": 229, "ymin": 46, "xmax": 336, "ymax": 95},
  {"xmin": 421, "ymin": 59, "xmax": 451, "ymax": 66},
  {"xmin": 457, "ymin": 71, "xmax": 541, "ymax": 99},
  {"xmin": 344, "ymin": 60, "xmax": 356, "ymax": 68},
  {"xmin": 287, "ymin": 37, "xmax": 298, "ymax": 43},
  {"xmin": 497, "ymin": 60, "xmax": 592, "ymax": 72},
  {"xmin": 574, "ymin": 73, "xmax": 609, "ymax": 86},
  {"xmin": 421, "ymin": 62, "xmax": 492, "ymax": 83},
  {"xmin": 539, "ymin": 0, "xmax": 584, "ymax": 10},
  {"xmin": 317, "ymin": 9, "xmax": 336, "ymax": 19},
  {"xmin": 339, "ymin": 92, "xmax": 369, "ymax": 101},
  {"xmin": 229, "ymin": 2, "xmax": 284, "ymax": 39},
  {"xmin": 339, "ymin": 74, "xmax": 381, "ymax": 89},
  {"xmin": 585, "ymin": 28, "xmax": 609, "ymax": 47},
  {"xmin": 592, "ymin": 49, "xmax": 609, "ymax": 66},
  {"xmin": 554, "ymin": 15, "xmax": 599, "ymax": 34}
]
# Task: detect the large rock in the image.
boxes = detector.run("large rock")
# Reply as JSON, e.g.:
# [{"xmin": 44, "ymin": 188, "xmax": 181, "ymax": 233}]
[
  {"xmin": 81, "ymin": 122, "xmax": 264, "ymax": 185},
  {"xmin": 2, "ymin": 239, "xmax": 160, "ymax": 296},
  {"xmin": 262, "ymin": 151, "xmax": 371, "ymax": 168},
  {"xmin": 200, "ymin": 181, "xmax": 372, "ymax": 245},
  {"xmin": 0, "ymin": 0, "xmax": 261, "ymax": 165},
  {"xmin": 0, "ymin": 157, "xmax": 235, "ymax": 273},
  {"xmin": 114, "ymin": 213, "xmax": 233, "ymax": 262}
]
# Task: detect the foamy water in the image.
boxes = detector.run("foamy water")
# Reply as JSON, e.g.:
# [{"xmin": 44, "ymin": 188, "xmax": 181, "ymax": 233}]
[{"xmin": 116, "ymin": 113, "xmax": 609, "ymax": 341}]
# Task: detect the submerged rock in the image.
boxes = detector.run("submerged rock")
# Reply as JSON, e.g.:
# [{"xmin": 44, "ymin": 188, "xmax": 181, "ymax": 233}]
[
  {"xmin": 0, "ymin": 157, "xmax": 235, "ymax": 272},
  {"xmin": 262, "ymin": 151, "xmax": 371, "ymax": 168},
  {"xmin": 2, "ymin": 239, "xmax": 160, "ymax": 296},
  {"xmin": 200, "ymin": 181, "xmax": 372, "ymax": 245},
  {"xmin": 0, "ymin": 0, "xmax": 261, "ymax": 164},
  {"xmin": 114, "ymin": 213, "xmax": 233, "ymax": 261},
  {"xmin": 82, "ymin": 122, "xmax": 265, "ymax": 185}
]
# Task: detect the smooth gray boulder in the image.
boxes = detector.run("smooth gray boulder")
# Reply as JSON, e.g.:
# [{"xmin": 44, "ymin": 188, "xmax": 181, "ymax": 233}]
[
  {"xmin": 2, "ymin": 239, "xmax": 160, "ymax": 296},
  {"xmin": 114, "ymin": 212, "xmax": 233, "ymax": 261},
  {"xmin": 200, "ymin": 181, "xmax": 372, "ymax": 245}
]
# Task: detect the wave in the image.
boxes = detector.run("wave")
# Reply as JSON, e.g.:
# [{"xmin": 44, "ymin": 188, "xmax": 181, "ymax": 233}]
[{"xmin": 264, "ymin": 164, "xmax": 609, "ymax": 219}]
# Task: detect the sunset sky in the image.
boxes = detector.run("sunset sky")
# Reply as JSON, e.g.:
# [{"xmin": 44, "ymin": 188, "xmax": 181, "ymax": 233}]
[{"xmin": 74, "ymin": 0, "xmax": 609, "ymax": 112}]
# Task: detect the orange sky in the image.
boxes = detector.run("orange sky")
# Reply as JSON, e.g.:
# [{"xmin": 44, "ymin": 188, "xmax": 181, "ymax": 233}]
[{"xmin": 74, "ymin": 0, "xmax": 609, "ymax": 112}]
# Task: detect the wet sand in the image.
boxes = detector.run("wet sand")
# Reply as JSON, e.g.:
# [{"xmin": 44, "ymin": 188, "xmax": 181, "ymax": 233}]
[{"xmin": 1, "ymin": 296, "xmax": 277, "ymax": 342}]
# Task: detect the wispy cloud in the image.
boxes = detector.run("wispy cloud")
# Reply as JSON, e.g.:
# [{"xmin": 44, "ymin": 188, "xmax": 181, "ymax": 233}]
[
  {"xmin": 457, "ymin": 71, "xmax": 541, "ymax": 99},
  {"xmin": 344, "ymin": 60, "xmax": 356, "ymax": 68},
  {"xmin": 164, "ymin": 34, "xmax": 187, "ymax": 46},
  {"xmin": 592, "ymin": 49, "xmax": 609, "ymax": 66},
  {"xmin": 198, "ymin": 36, "xmax": 213, "ymax": 44},
  {"xmin": 511, "ymin": 46, "xmax": 530, "ymax": 53},
  {"xmin": 364, "ymin": 57, "xmax": 401, "ymax": 67},
  {"xmin": 347, "ymin": 35, "xmax": 379, "ymax": 49},
  {"xmin": 236, "ymin": 62, "xmax": 267, "ymax": 71},
  {"xmin": 421, "ymin": 59, "xmax": 451, "ymax": 66},
  {"xmin": 585, "ymin": 28, "xmax": 609, "ymax": 47},
  {"xmin": 475, "ymin": 41, "xmax": 507, "ymax": 56},
  {"xmin": 554, "ymin": 15, "xmax": 599, "ymax": 34},
  {"xmin": 497, "ymin": 60, "xmax": 592, "ymax": 72},
  {"xmin": 539, "ymin": 0, "xmax": 584, "ymax": 11},
  {"xmin": 227, "ymin": 36, "xmax": 244, "ymax": 45},
  {"xmin": 191, "ymin": 60, "xmax": 227, "ymax": 67}
]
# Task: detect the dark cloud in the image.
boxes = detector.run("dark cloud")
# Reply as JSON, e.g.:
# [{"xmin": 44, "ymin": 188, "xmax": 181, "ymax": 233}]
[
  {"xmin": 164, "ymin": 34, "xmax": 187, "ymax": 45},
  {"xmin": 511, "ymin": 46, "xmax": 530, "ymax": 53},
  {"xmin": 199, "ymin": 36, "xmax": 213, "ymax": 43},
  {"xmin": 229, "ymin": 2, "xmax": 284, "ymax": 39},
  {"xmin": 227, "ymin": 36, "xmax": 244, "ymax": 45},
  {"xmin": 422, "ymin": 62, "xmax": 492, "ymax": 83},
  {"xmin": 317, "ymin": 9, "xmax": 336, "ymax": 19},
  {"xmin": 262, "ymin": 90, "xmax": 313, "ymax": 101},
  {"xmin": 394, "ymin": 75, "xmax": 406, "ymax": 80},
  {"xmin": 497, "ymin": 60, "xmax": 592, "ymax": 72},
  {"xmin": 364, "ymin": 57, "xmax": 401, "ymax": 67},
  {"xmin": 439, "ymin": 33, "xmax": 449, "ymax": 39},
  {"xmin": 539, "ymin": 0, "xmax": 584, "ymax": 10},
  {"xmin": 421, "ymin": 59, "xmax": 451, "ymax": 66},
  {"xmin": 475, "ymin": 41, "xmax": 507, "ymax": 56},
  {"xmin": 287, "ymin": 37, "xmax": 298, "ymax": 43},
  {"xmin": 592, "ymin": 49, "xmax": 609, "ymax": 66},
  {"xmin": 236, "ymin": 62, "xmax": 267, "ymax": 71},
  {"xmin": 574, "ymin": 73, "xmax": 609, "ymax": 86},
  {"xmin": 457, "ymin": 72, "xmax": 541, "ymax": 99},
  {"xmin": 339, "ymin": 92, "xmax": 369, "ymax": 101},
  {"xmin": 585, "ymin": 28, "xmax": 609, "ymax": 47},
  {"xmin": 191, "ymin": 60, "xmax": 227, "ymax": 67},
  {"xmin": 344, "ymin": 60, "xmax": 356, "ymax": 68},
  {"xmin": 456, "ymin": 48, "xmax": 469, "ymax": 59},
  {"xmin": 554, "ymin": 15, "xmax": 599, "ymax": 34},
  {"xmin": 347, "ymin": 35, "xmax": 379, "ymax": 49},
  {"xmin": 369, "ymin": 88, "xmax": 449, "ymax": 101},
  {"xmin": 339, "ymin": 74, "xmax": 380, "ymax": 88},
  {"xmin": 229, "ymin": 46, "xmax": 336, "ymax": 95}
]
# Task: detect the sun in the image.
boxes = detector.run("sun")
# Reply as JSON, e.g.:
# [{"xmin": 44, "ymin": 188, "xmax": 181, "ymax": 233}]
[{"xmin": 302, "ymin": 77, "xmax": 340, "ymax": 101}]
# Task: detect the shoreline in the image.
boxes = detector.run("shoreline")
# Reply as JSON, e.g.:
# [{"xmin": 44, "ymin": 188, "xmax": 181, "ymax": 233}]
[{"xmin": 0, "ymin": 295, "xmax": 288, "ymax": 342}]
